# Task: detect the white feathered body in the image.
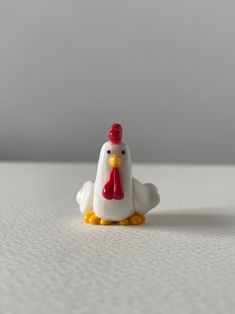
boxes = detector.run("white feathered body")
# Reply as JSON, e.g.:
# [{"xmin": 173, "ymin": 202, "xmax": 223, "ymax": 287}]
[{"xmin": 77, "ymin": 141, "xmax": 160, "ymax": 221}]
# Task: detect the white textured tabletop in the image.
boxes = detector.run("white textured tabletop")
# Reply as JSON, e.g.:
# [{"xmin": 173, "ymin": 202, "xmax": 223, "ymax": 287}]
[{"xmin": 0, "ymin": 163, "xmax": 235, "ymax": 314}]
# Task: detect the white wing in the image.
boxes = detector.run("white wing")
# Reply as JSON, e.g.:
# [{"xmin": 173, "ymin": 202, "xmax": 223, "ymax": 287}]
[
  {"xmin": 76, "ymin": 181, "xmax": 94, "ymax": 213},
  {"xmin": 133, "ymin": 177, "xmax": 160, "ymax": 214}
]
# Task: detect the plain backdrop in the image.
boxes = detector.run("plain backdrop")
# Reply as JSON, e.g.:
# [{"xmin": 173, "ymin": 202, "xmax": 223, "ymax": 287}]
[{"xmin": 0, "ymin": 0, "xmax": 235, "ymax": 163}]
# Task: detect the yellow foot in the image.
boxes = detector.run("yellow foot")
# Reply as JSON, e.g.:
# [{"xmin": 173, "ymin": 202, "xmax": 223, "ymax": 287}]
[
  {"xmin": 89, "ymin": 214, "xmax": 101, "ymax": 225},
  {"xmin": 100, "ymin": 218, "xmax": 112, "ymax": 225},
  {"xmin": 83, "ymin": 211, "xmax": 94, "ymax": 223},
  {"xmin": 84, "ymin": 212, "xmax": 145, "ymax": 226},
  {"xmin": 117, "ymin": 218, "xmax": 130, "ymax": 225},
  {"xmin": 83, "ymin": 212, "xmax": 101, "ymax": 225},
  {"xmin": 129, "ymin": 213, "xmax": 145, "ymax": 225}
]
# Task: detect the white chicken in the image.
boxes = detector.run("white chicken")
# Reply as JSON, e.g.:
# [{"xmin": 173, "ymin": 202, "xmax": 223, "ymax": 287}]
[{"xmin": 76, "ymin": 123, "xmax": 160, "ymax": 225}]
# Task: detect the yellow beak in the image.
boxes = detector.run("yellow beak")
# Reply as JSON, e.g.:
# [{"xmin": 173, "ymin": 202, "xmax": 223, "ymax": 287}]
[{"xmin": 109, "ymin": 153, "xmax": 122, "ymax": 168}]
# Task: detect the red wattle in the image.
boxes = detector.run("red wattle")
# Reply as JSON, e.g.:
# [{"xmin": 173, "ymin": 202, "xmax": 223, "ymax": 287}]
[
  {"xmin": 113, "ymin": 168, "xmax": 124, "ymax": 200},
  {"xmin": 102, "ymin": 170, "xmax": 114, "ymax": 200},
  {"xmin": 102, "ymin": 168, "xmax": 124, "ymax": 200}
]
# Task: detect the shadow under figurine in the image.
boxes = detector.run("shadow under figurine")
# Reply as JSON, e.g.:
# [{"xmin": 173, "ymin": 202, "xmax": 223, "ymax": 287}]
[{"xmin": 76, "ymin": 123, "xmax": 160, "ymax": 225}]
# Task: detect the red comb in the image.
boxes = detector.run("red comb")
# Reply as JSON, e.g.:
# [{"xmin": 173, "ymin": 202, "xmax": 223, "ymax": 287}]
[{"xmin": 108, "ymin": 123, "xmax": 122, "ymax": 144}]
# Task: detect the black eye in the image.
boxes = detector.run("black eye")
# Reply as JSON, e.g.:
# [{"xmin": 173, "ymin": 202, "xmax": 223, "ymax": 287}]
[
  {"xmin": 121, "ymin": 150, "xmax": 125, "ymax": 155},
  {"xmin": 107, "ymin": 150, "xmax": 111, "ymax": 154}
]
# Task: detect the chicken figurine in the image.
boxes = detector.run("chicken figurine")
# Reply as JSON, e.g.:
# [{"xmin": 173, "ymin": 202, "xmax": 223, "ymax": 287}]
[{"xmin": 76, "ymin": 123, "xmax": 160, "ymax": 225}]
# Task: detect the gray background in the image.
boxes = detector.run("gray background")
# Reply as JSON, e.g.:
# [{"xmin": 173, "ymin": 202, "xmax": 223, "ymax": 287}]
[{"xmin": 0, "ymin": 0, "xmax": 235, "ymax": 163}]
